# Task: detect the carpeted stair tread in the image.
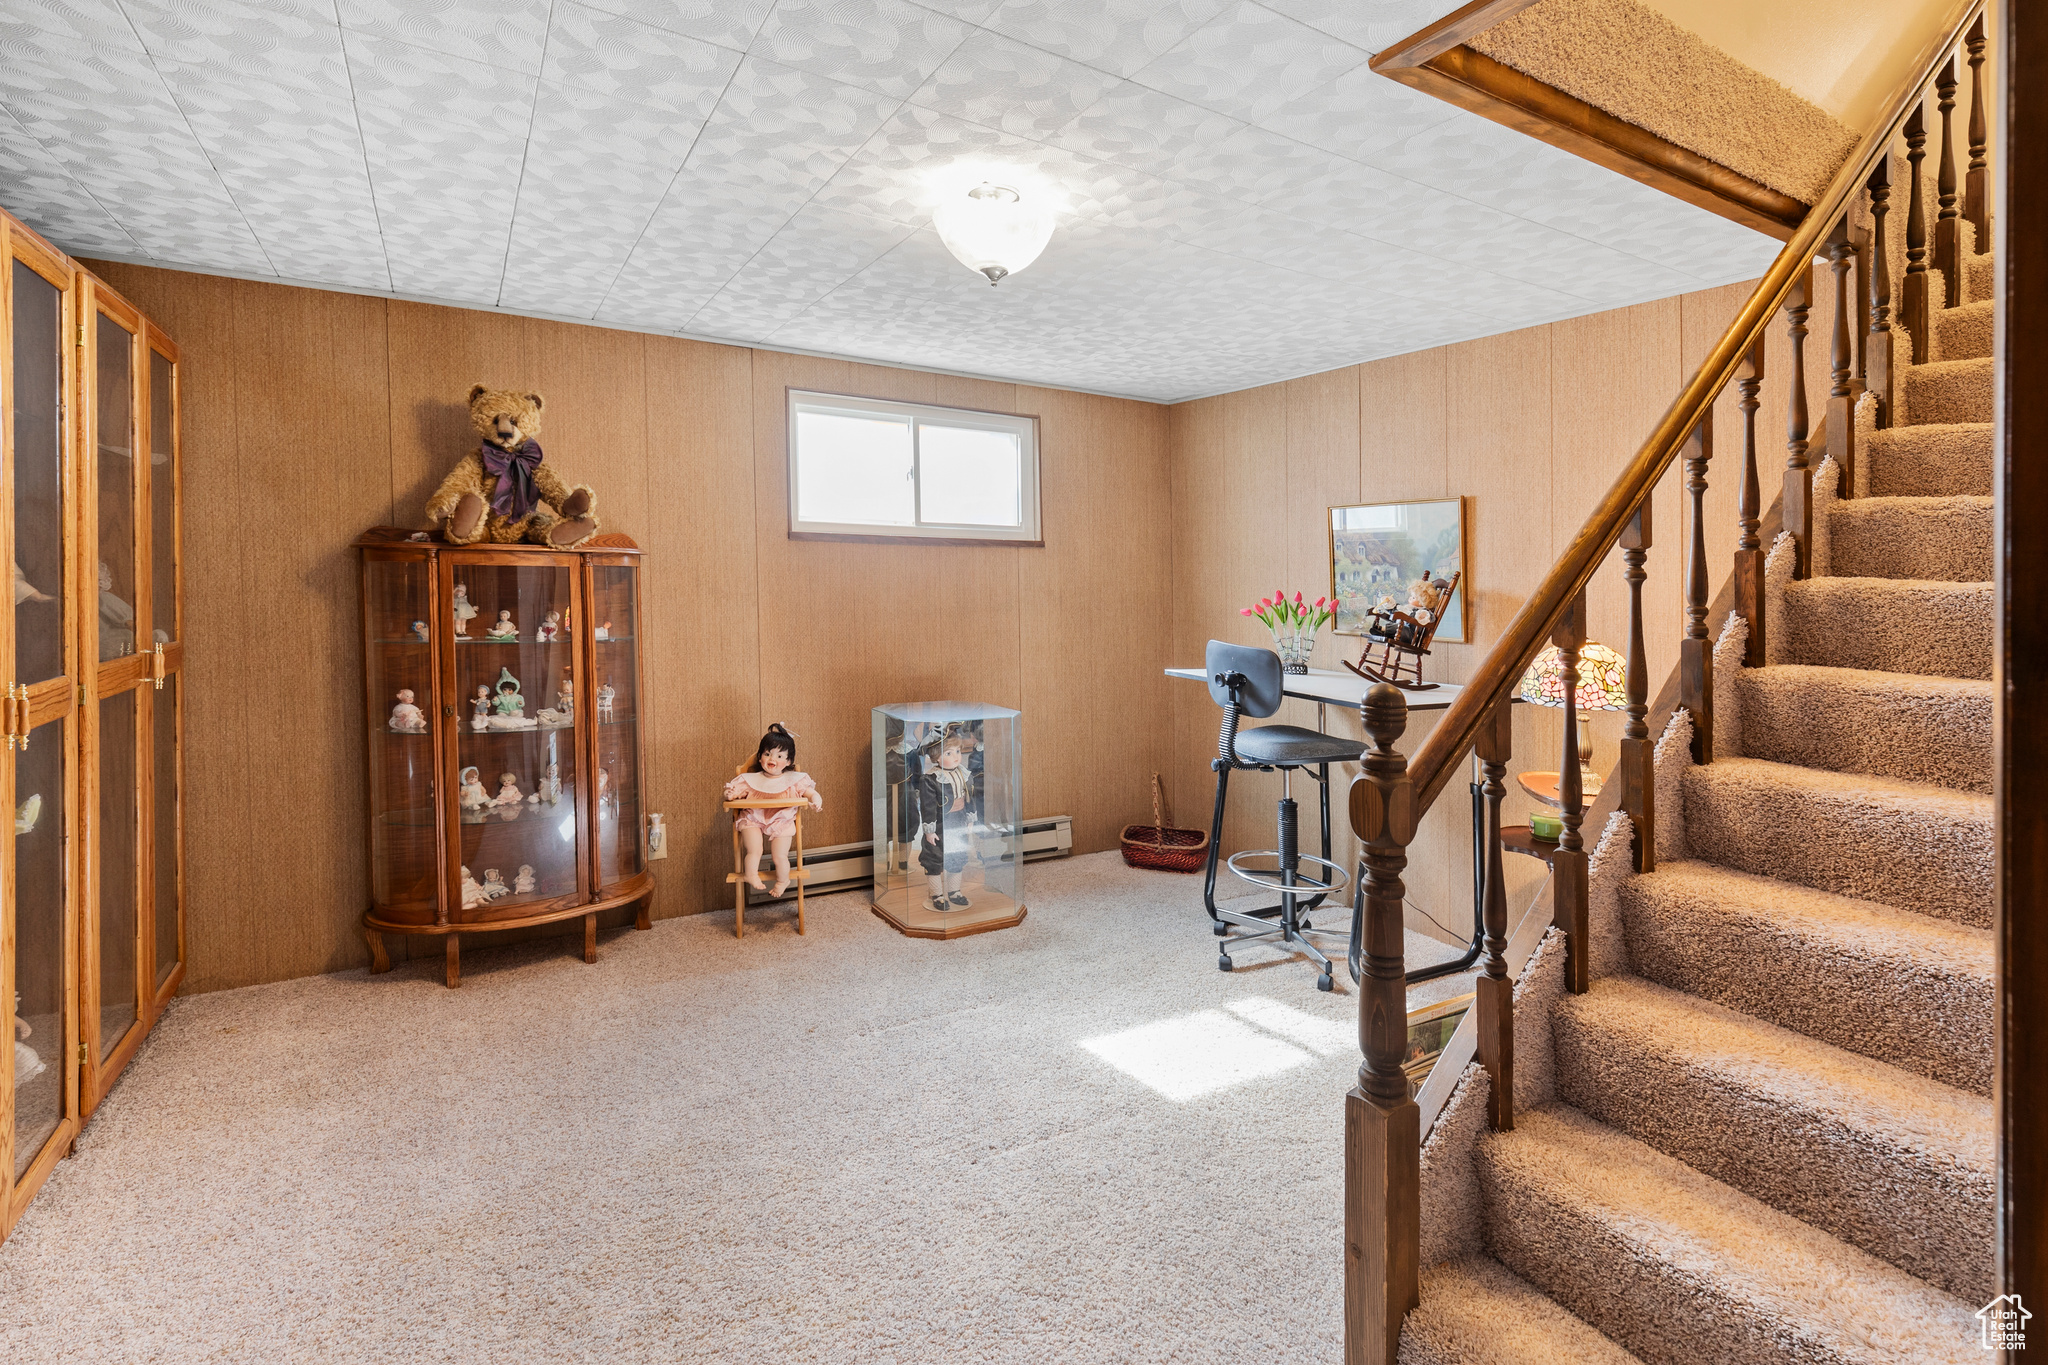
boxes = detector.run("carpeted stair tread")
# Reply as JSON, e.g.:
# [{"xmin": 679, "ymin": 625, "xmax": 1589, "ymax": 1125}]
[
  {"xmin": 1781, "ymin": 577, "xmax": 1990, "ymax": 679},
  {"xmin": 1966, "ymin": 247, "xmax": 1994, "ymax": 302},
  {"xmin": 1827, "ymin": 495, "xmax": 1991, "ymax": 581},
  {"xmin": 1935, "ymin": 298, "xmax": 1994, "ymax": 361},
  {"xmin": 1902, "ymin": 357, "xmax": 1992, "ymax": 426},
  {"xmin": 1622, "ymin": 859, "xmax": 1992, "ymax": 1094},
  {"xmin": 1735, "ymin": 663, "xmax": 1990, "ymax": 792},
  {"xmin": 1864, "ymin": 422, "xmax": 1991, "ymax": 496},
  {"xmin": 1552, "ymin": 976, "xmax": 1992, "ymax": 1301},
  {"xmin": 1682, "ymin": 757, "xmax": 1991, "ymax": 926},
  {"xmin": 1476, "ymin": 1107, "xmax": 1979, "ymax": 1364},
  {"xmin": 1401, "ymin": 1256, "xmax": 1646, "ymax": 1365}
]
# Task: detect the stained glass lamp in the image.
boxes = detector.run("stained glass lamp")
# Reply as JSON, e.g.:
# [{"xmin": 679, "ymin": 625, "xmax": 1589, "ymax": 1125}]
[{"xmin": 1516, "ymin": 642, "xmax": 1629, "ymax": 801}]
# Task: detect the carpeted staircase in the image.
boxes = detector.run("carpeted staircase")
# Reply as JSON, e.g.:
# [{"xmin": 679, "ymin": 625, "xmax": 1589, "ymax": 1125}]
[{"xmin": 1401, "ymin": 235, "xmax": 1996, "ymax": 1359}]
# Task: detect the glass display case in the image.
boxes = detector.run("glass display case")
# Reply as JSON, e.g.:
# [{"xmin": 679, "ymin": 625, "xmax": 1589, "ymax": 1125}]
[
  {"xmin": 871, "ymin": 702, "xmax": 1025, "ymax": 939},
  {"xmin": 356, "ymin": 530, "xmax": 652, "ymax": 987}
]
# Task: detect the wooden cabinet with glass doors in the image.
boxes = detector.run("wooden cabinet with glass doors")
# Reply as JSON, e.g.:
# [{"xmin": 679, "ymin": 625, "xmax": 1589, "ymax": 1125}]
[
  {"xmin": 355, "ymin": 529, "xmax": 651, "ymax": 988},
  {"xmin": 0, "ymin": 208, "xmax": 182, "ymax": 1243}
]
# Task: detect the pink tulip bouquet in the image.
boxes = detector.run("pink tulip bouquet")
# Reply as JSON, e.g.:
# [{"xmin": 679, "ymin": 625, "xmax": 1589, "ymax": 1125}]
[{"xmin": 1240, "ymin": 590, "xmax": 1334, "ymax": 673}]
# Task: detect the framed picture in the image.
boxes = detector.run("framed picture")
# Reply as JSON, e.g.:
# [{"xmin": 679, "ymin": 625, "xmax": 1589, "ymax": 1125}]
[{"xmin": 1328, "ymin": 497, "xmax": 1468, "ymax": 643}]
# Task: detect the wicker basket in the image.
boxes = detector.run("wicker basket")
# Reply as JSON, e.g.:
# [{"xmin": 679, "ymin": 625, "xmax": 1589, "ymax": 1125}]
[{"xmin": 1120, "ymin": 774, "xmax": 1210, "ymax": 872}]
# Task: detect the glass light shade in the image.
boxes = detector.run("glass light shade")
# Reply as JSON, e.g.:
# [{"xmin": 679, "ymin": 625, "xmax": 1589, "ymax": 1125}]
[
  {"xmin": 1517, "ymin": 642, "xmax": 1630, "ymax": 711},
  {"xmin": 933, "ymin": 183, "xmax": 1055, "ymax": 285}
]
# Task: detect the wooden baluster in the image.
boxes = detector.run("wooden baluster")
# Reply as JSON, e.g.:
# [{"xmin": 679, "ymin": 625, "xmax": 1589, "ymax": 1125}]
[
  {"xmin": 1868, "ymin": 158, "xmax": 1895, "ymax": 428},
  {"xmin": 1346, "ymin": 682, "xmax": 1418, "ymax": 1365},
  {"xmin": 1966, "ymin": 15, "xmax": 1991, "ymax": 252},
  {"xmin": 1475, "ymin": 699, "xmax": 1514, "ymax": 1130},
  {"xmin": 1827, "ymin": 218, "xmax": 1861, "ymax": 497},
  {"xmin": 1679, "ymin": 410, "xmax": 1714, "ymax": 764},
  {"xmin": 1852, "ymin": 222, "xmax": 1871, "ymax": 386},
  {"xmin": 1935, "ymin": 57, "xmax": 1961, "ymax": 308},
  {"xmin": 1552, "ymin": 594, "xmax": 1590, "ymax": 996},
  {"xmin": 1734, "ymin": 340, "xmax": 1767, "ymax": 666},
  {"xmin": 1904, "ymin": 100, "xmax": 1930, "ymax": 363},
  {"xmin": 1784, "ymin": 266, "xmax": 1814, "ymax": 577},
  {"xmin": 1618, "ymin": 497, "xmax": 1654, "ymax": 873}
]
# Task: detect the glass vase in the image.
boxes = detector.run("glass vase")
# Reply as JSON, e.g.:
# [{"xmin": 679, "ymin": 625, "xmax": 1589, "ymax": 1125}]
[{"xmin": 1274, "ymin": 630, "xmax": 1316, "ymax": 674}]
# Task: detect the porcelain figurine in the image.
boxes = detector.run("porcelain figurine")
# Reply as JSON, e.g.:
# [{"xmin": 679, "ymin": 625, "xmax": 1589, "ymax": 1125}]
[
  {"xmin": 646, "ymin": 812, "xmax": 666, "ymax": 860},
  {"xmin": 485, "ymin": 609, "xmax": 517, "ymax": 641},
  {"xmin": 488, "ymin": 668, "xmax": 538, "ymax": 730},
  {"xmin": 13, "ymin": 560, "xmax": 53, "ymax": 606},
  {"xmin": 514, "ymin": 865, "xmax": 536, "ymax": 894},
  {"xmin": 452, "ymin": 582, "xmax": 477, "ymax": 637},
  {"xmin": 15, "ymin": 793, "xmax": 40, "ymax": 836},
  {"xmin": 388, "ymin": 689, "xmax": 428, "ymax": 733},
  {"xmin": 535, "ymin": 610, "xmax": 562, "ymax": 642},
  {"xmin": 556, "ymin": 672, "xmax": 575, "ymax": 716},
  {"xmin": 458, "ymin": 766, "xmax": 490, "ymax": 812},
  {"xmin": 597, "ymin": 766, "xmax": 613, "ymax": 817},
  {"xmin": 493, "ymin": 772, "xmax": 524, "ymax": 806},
  {"xmin": 471, "ymin": 685, "xmax": 493, "ymax": 730},
  {"xmin": 460, "ymin": 865, "xmax": 489, "ymax": 908},
  {"xmin": 14, "ymin": 995, "xmax": 44, "ymax": 1086},
  {"xmin": 481, "ymin": 868, "xmax": 510, "ymax": 899},
  {"xmin": 596, "ymin": 683, "xmax": 616, "ymax": 721},
  {"xmin": 594, "ymin": 621, "xmax": 610, "ymax": 641},
  {"xmin": 411, "ymin": 620, "xmax": 430, "ymax": 642},
  {"xmin": 535, "ymin": 707, "xmax": 569, "ymax": 727},
  {"xmin": 99, "ymin": 560, "xmax": 135, "ymax": 660},
  {"xmin": 531, "ymin": 762, "xmax": 562, "ymax": 805}
]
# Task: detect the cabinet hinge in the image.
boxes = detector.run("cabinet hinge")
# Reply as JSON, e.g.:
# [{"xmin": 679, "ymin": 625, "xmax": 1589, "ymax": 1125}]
[
  {"xmin": 77, "ymin": 1043, "xmax": 86, "ymax": 1064},
  {"xmin": 76, "ymin": 325, "xmax": 85, "ymax": 347}
]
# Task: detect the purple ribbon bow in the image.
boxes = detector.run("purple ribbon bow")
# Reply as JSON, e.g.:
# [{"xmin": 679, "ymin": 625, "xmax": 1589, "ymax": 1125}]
[{"xmin": 481, "ymin": 438, "xmax": 543, "ymax": 522}]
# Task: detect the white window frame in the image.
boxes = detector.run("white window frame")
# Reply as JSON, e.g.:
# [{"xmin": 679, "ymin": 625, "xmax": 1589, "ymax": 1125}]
[{"xmin": 786, "ymin": 389, "xmax": 1042, "ymax": 546}]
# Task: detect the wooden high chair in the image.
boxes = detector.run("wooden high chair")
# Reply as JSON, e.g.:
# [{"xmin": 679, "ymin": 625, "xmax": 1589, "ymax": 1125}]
[{"xmin": 722, "ymin": 798, "xmax": 812, "ymax": 938}]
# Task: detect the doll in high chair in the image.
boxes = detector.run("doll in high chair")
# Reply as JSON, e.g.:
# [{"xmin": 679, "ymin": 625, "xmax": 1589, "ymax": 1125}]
[{"xmin": 721, "ymin": 723, "xmax": 822, "ymax": 898}]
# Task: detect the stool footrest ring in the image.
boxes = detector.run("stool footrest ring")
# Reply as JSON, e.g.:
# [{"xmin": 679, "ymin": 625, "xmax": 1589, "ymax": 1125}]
[{"xmin": 1224, "ymin": 849, "xmax": 1349, "ymax": 895}]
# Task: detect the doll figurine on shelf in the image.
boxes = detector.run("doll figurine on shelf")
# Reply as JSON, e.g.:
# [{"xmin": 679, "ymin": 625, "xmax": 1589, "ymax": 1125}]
[
  {"xmin": 481, "ymin": 868, "xmax": 510, "ymax": 900},
  {"xmin": 918, "ymin": 733, "xmax": 981, "ymax": 912},
  {"xmin": 596, "ymin": 683, "xmax": 616, "ymax": 721},
  {"xmin": 461, "ymin": 865, "xmax": 488, "ymax": 909},
  {"xmin": 452, "ymin": 583, "xmax": 477, "ymax": 637},
  {"xmin": 721, "ymin": 723, "xmax": 822, "ymax": 899},
  {"xmin": 536, "ymin": 610, "xmax": 562, "ymax": 643},
  {"xmin": 486, "ymin": 610, "xmax": 518, "ymax": 641},
  {"xmin": 594, "ymin": 621, "xmax": 611, "ymax": 641},
  {"xmin": 514, "ymin": 865, "xmax": 536, "ymax": 894},
  {"xmin": 389, "ymin": 689, "xmax": 428, "ymax": 733},
  {"xmin": 488, "ymin": 668, "xmax": 538, "ymax": 730},
  {"xmin": 411, "ymin": 620, "xmax": 430, "ymax": 642},
  {"xmin": 99, "ymin": 560, "xmax": 135, "ymax": 660},
  {"xmin": 493, "ymin": 772, "xmax": 524, "ymax": 807},
  {"xmin": 556, "ymin": 672, "xmax": 575, "ymax": 715},
  {"xmin": 530, "ymin": 762, "xmax": 563, "ymax": 805},
  {"xmin": 458, "ymin": 766, "xmax": 490, "ymax": 813}
]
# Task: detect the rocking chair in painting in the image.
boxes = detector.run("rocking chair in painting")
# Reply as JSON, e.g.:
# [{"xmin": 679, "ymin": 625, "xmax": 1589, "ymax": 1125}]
[{"xmin": 1345, "ymin": 570, "xmax": 1460, "ymax": 691}]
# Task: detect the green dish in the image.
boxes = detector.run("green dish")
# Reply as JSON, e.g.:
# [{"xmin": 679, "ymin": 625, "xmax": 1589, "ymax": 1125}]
[{"xmin": 1529, "ymin": 811, "xmax": 1563, "ymax": 841}]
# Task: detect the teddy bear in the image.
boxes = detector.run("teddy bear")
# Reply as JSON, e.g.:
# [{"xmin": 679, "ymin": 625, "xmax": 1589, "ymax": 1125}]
[{"xmin": 424, "ymin": 385, "xmax": 600, "ymax": 548}]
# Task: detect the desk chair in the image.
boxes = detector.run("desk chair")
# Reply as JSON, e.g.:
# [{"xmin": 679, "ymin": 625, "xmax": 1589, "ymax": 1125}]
[
  {"xmin": 1202, "ymin": 640, "xmax": 1366, "ymax": 991},
  {"xmin": 723, "ymin": 798, "xmax": 811, "ymax": 938}
]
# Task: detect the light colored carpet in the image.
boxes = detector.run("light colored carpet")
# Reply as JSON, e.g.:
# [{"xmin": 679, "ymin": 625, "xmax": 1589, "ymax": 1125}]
[
  {"xmin": 1827, "ymin": 495, "xmax": 1992, "ymax": 582},
  {"xmin": 1400, "ymin": 1255, "xmax": 1643, "ymax": 1365},
  {"xmin": 0, "ymin": 852, "xmax": 1462, "ymax": 1365},
  {"xmin": 1466, "ymin": 0, "xmax": 1856, "ymax": 202},
  {"xmin": 1863, "ymin": 423, "xmax": 1992, "ymax": 497},
  {"xmin": 1734, "ymin": 663, "xmax": 1991, "ymax": 793}
]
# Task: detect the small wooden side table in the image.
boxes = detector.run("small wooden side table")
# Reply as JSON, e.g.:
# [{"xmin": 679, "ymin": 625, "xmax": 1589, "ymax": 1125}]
[{"xmin": 723, "ymin": 798, "xmax": 811, "ymax": 938}]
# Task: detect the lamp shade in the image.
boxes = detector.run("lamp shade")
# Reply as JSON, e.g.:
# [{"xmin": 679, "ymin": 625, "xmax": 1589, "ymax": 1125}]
[
  {"xmin": 933, "ymin": 183, "xmax": 1055, "ymax": 285},
  {"xmin": 1516, "ymin": 642, "xmax": 1629, "ymax": 710}
]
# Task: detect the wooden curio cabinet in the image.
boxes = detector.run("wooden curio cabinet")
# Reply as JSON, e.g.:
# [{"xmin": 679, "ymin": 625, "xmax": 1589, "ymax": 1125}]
[
  {"xmin": 355, "ymin": 529, "xmax": 651, "ymax": 987},
  {"xmin": 0, "ymin": 207, "xmax": 183, "ymax": 1242}
]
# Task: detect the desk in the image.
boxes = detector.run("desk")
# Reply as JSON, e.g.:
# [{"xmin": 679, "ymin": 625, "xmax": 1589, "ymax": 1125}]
[{"xmin": 1164, "ymin": 666, "xmax": 1471, "ymax": 735}]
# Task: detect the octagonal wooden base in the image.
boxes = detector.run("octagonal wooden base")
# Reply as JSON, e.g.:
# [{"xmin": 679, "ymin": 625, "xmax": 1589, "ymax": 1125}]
[{"xmin": 871, "ymin": 888, "xmax": 1027, "ymax": 940}]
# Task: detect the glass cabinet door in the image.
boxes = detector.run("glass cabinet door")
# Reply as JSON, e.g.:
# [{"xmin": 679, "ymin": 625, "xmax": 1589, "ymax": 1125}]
[
  {"xmin": 145, "ymin": 338, "xmax": 181, "ymax": 994},
  {"xmin": 12, "ymin": 717, "xmax": 70, "ymax": 1181},
  {"xmin": 443, "ymin": 557, "xmax": 584, "ymax": 917},
  {"xmin": 12, "ymin": 261, "xmax": 65, "ymax": 689},
  {"xmin": 365, "ymin": 553, "xmax": 439, "ymax": 918},
  {"xmin": 588, "ymin": 562, "xmax": 642, "ymax": 889}
]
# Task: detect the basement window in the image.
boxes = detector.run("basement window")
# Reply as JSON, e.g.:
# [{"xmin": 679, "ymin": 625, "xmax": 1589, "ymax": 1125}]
[{"xmin": 787, "ymin": 390, "xmax": 1041, "ymax": 545}]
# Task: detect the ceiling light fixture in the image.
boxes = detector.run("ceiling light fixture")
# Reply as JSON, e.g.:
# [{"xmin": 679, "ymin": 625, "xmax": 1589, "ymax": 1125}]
[{"xmin": 932, "ymin": 182, "xmax": 1055, "ymax": 286}]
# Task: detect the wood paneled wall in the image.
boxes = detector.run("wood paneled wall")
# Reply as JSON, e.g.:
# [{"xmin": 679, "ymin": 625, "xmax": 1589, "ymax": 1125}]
[
  {"xmin": 1167, "ymin": 271, "xmax": 1837, "ymax": 946},
  {"xmin": 84, "ymin": 261, "xmax": 1173, "ymax": 993}
]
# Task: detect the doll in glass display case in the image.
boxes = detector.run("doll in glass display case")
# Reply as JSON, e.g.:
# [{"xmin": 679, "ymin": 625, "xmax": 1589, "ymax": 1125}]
[
  {"xmin": 488, "ymin": 669, "xmax": 538, "ymax": 730},
  {"xmin": 492, "ymin": 772, "xmax": 524, "ymax": 808},
  {"xmin": 452, "ymin": 582, "xmax": 478, "ymax": 637},
  {"xmin": 918, "ymin": 733, "xmax": 981, "ymax": 911},
  {"xmin": 98, "ymin": 560, "xmax": 135, "ymax": 660},
  {"xmin": 721, "ymin": 723, "xmax": 822, "ymax": 898},
  {"xmin": 536, "ymin": 610, "xmax": 563, "ymax": 642},
  {"xmin": 514, "ymin": 865, "xmax": 536, "ymax": 894},
  {"xmin": 458, "ymin": 766, "xmax": 490, "ymax": 815},
  {"xmin": 460, "ymin": 865, "xmax": 488, "ymax": 909},
  {"xmin": 389, "ymin": 689, "xmax": 428, "ymax": 732},
  {"xmin": 529, "ymin": 762, "xmax": 563, "ymax": 805},
  {"xmin": 471, "ymin": 685, "xmax": 493, "ymax": 730},
  {"xmin": 485, "ymin": 610, "xmax": 518, "ymax": 640}
]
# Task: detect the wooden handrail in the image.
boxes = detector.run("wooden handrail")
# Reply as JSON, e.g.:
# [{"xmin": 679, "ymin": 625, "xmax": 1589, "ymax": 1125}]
[{"xmin": 1369, "ymin": 0, "xmax": 1986, "ymax": 826}]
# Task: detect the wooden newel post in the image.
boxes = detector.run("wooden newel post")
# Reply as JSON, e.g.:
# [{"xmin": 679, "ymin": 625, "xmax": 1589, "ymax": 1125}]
[
  {"xmin": 1475, "ymin": 697, "xmax": 1515, "ymax": 1130},
  {"xmin": 1346, "ymin": 682, "xmax": 1419, "ymax": 1365},
  {"xmin": 1551, "ymin": 594, "xmax": 1591, "ymax": 996},
  {"xmin": 1618, "ymin": 496, "xmax": 1654, "ymax": 874}
]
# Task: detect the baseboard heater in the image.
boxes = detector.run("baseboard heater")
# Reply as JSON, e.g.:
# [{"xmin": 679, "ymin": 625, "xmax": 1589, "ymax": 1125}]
[{"xmin": 738, "ymin": 815, "xmax": 1074, "ymax": 899}]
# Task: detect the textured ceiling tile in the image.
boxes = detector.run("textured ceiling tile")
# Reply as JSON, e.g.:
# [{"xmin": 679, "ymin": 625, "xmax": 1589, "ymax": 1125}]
[
  {"xmin": 527, "ymin": 79, "xmax": 712, "ymax": 168},
  {"xmin": 1050, "ymin": 79, "xmax": 1242, "ymax": 178},
  {"xmin": 126, "ymin": 0, "xmax": 350, "ymax": 99},
  {"xmin": 979, "ymin": 0, "xmax": 1226, "ymax": 78},
  {"xmin": 379, "ymin": 206, "xmax": 514, "ymax": 298},
  {"xmin": 687, "ymin": 202, "xmax": 915, "ymax": 336},
  {"xmin": 1254, "ymin": 0, "xmax": 1450, "ymax": 53},
  {"xmin": 335, "ymin": 0, "xmax": 550, "ymax": 75},
  {"xmin": 748, "ymin": 0, "xmax": 970, "ymax": 98},
  {"xmin": 342, "ymin": 29, "xmax": 536, "ymax": 138},
  {"xmin": 576, "ymin": 0, "xmax": 775, "ymax": 51},
  {"xmin": 1165, "ymin": 121, "xmax": 1343, "ymax": 203},
  {"xmin": 1129, "ymin": 0, "xmax": 1366, "ymax": 124},
  {"xmin": 696, "ymin": 54, "xmax": 899, "ymax": 192},
  {"xmin": 906, "ymin": 27, "xmax": 1119, "ymax": 141},
  {"xmin": 1254, "ymin": 61, "xmax": 1456, "ymax": 162},
  {"xmin": 904, "ymin": 0, "xmax": 1002, "ymax": 22},
  {"xmin": 0, "ymin": 0, "xmax": 142, "ymax": 49},
  {"xmin": 541, "ymin": 1, "xmax": 742, "ymax": 118},
  {"xmin": 0, "ymin": 109, "xmax": 140, "ymax": 254}
]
